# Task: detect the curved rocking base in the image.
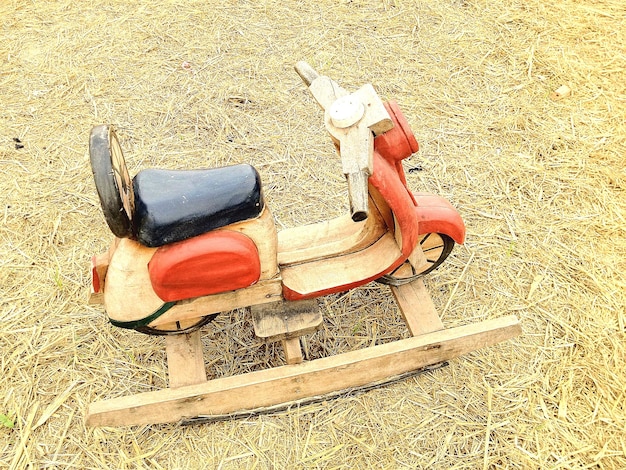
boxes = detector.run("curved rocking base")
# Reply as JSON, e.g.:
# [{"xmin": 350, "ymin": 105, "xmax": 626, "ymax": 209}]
[{"xmin": 86, "ymin": 272, "xmax": 520, "ymax": 427}]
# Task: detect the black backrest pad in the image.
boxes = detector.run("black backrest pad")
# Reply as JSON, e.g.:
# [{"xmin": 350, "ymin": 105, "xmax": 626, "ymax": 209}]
[{"xmin": 132, "ymin": 164, "xmax": 264, "ymax": 247}]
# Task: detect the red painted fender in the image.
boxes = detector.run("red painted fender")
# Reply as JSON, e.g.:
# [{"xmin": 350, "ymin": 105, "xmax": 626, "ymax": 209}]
[{"xmin": 413, "ymin": 192, "xmax": 466, "ymax": 244}]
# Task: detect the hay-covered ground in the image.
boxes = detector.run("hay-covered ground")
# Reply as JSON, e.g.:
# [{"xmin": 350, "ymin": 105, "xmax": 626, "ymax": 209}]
[{"xmin": 1, "ymin": 0, "xmax": 624, "ymax": 468}]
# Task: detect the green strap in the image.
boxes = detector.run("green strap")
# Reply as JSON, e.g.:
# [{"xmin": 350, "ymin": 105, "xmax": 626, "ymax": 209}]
[{"xmin": 109, "ymin": 302, "xmax": 177, "ymax": 329}]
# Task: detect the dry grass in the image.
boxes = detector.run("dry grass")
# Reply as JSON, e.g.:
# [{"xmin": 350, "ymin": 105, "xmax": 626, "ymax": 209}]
[{"xmin": 1, "ymin": 0, "xmax": 625, "ymax": 468}]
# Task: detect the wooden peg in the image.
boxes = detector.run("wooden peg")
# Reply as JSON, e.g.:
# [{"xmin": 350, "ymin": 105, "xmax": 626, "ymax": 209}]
[{"xmin": 281, "ymin": 337, "xmax": 304, "ymax": 365}]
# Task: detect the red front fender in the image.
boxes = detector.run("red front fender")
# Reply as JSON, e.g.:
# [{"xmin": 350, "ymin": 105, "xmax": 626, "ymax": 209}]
[{"xmin": 414, "ymin": 192, "xmax": 466, "ymax": 244}]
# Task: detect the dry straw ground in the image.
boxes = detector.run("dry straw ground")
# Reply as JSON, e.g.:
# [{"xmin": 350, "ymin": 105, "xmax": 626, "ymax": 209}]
[{"xmin": 1, "ymin": 0, "xmax": 624, "ymax": 468}]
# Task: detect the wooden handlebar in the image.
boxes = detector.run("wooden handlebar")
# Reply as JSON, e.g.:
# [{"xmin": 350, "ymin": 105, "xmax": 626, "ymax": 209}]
[
  {"xmin": 346, "ymin": 170, "xmax": 369, "ymax": 222},
  {"xmin": 294, "ymin": 61, "xmax": 319, "ymax": 87},
  {"xmin": 295, "ymin": 62, "xmax": 393, "ymax": 223}
]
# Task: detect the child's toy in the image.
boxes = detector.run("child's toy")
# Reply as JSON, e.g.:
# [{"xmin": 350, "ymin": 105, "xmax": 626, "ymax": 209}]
[{"xmin": 86, "ymin": 62, "xmax": 520, "ymax": 426}]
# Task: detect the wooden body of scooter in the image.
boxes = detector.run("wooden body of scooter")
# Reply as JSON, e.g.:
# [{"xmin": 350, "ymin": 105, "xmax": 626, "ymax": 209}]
[{"xmin": 86, "ymin": 62, "xmax": 520, "ymax": 427}]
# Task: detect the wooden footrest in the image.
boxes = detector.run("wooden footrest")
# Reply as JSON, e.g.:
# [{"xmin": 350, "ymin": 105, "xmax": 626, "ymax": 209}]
[{"xmin": 251, "ymin": 299, "xmax": 322, "ymax": 341}]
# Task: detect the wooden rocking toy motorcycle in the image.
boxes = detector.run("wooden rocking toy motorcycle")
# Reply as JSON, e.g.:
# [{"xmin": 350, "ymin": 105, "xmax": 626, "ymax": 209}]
[{"xmin": 86, "ymin": 62, "xmax": 520, "ymax": 427}]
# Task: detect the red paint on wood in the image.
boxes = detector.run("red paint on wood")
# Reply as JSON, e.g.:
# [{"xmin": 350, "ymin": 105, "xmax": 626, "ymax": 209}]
[
  {"xmin": 373, "ymin": 103, "xmax": 466, "ymax": 245},
  {"xmin": 282, "ymin": 260, "xmax": 404, "ymax": 301},
  {"xmin": 413, "ymin": 192, "xmax": 456, "ymax": 210},
  {"xmin": 415, "ymin": 206, "xmax": 466, "ymax": 245},
  {"xmin": 91, "ymin": 255, "xmax": 101, "ymax": 293},
  {"xmin": 374, "ymin": 101, "xmax": 418, "ymax": 200},
  {"xmin": 149, "ymin": 231, "xmax": 261, "ymax": 302},
  {"xmin": 413, "ymin": 193, "xmax": 466, "ymax": 244},
  {"xmin": 374, "ymin": 101, "xmax": 419, "ymax": 164},
  {"xmin": 370, "ymin": 153, "xmax": 420, "ymax": 256}
]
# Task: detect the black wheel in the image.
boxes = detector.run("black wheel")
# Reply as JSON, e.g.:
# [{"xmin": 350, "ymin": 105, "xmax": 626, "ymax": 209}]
[
  {"xmin": 376, "ymin": 233, "xmax": 455, "ymax": 286},
  {"xmin": 89, "ymin": 125, "xmax": 135, "ymax": 238},
  {"xmin": 136, "ymin": 314, "xmax": 219, "ymax": 336}
]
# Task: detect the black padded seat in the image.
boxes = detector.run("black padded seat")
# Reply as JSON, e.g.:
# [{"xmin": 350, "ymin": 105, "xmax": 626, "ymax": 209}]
[{"xmin": 132, "ymin": 164, "xmax": 264, "ymax": 247}]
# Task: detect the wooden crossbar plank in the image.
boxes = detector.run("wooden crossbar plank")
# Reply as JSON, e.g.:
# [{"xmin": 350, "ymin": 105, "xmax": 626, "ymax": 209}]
[
  {"xmin": 391, "ymin": 277, "xmax": 444, "ymax": 337},
  {"xmin": 165, "ymin": 331, "xmax": 207, "ymax": 388},
  {"xmin": 151, "ymin": 278, "xmax": 283, "ymax": 327},
  {"xmin": 281, "ymin": 338, "xmax": 303, "ymax": 365},
  {"xmin": 86, "ymin": 315, "xmax": 521, "ymax": 427}
]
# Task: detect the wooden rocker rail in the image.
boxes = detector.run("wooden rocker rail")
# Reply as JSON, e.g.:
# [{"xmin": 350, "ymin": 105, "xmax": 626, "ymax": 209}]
[
  {"xmin": 87, "ymin": 316, "xmax": 520, "ymax": 427},
  {"xmin": 179, "ymin": 362, "xmax": 449, "ymax": 425},
  {"xmin": 86, "ymin": 274, "xmax": 521, "ymax": 427}
]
